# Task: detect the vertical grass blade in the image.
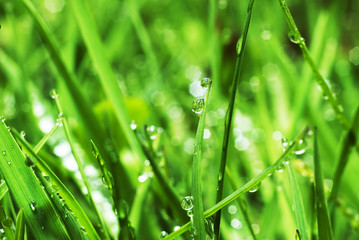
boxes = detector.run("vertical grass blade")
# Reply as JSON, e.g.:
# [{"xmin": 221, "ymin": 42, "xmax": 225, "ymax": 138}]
[
  {"xmin": 0, "ymin": 122, "xmax": 70, "ymax": 239},
  {"xmin": 313, "ymin": 127, "xmax": 334, "ymax": 240},
  {"xmin": 214, "ymin": 0, "xmax": 255, "ymax": 238},
  {"xmin": 278, "ymin": 0, "xmax": 350, "ymax": 130},
  {"xmin": 14, "ymin": 208, "xmax": 25, "ymax": 240},
  {"xmin": 287, "ymin": 162, "xmax": 309, "ymax": 240},
  {"xmin": 192, "ymin": 80, "xmax": 213, "ymax": 240},
  {"xmin": 68, "ymin": 0, "xmax": 145, "ymax": 163},
  {"xmin": 0, "ymin": 181, "xmax": 8, "ymax": 201}
]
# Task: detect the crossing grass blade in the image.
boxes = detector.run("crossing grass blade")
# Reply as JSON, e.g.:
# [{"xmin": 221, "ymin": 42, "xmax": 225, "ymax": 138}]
[
  {"xmin": 14, "ymin": 208, "xmax": 25, "ymax": 240},
  {"xmin": 0, "ymin": 122, "xmax": 70, "ymax": 239},
  {"xmin": 313, "ymin": 127, "xmax": 334, "ymax": 240},
  {"xmin": 163, "ymin": 127, "xmax": 310, "ymax": 240}
]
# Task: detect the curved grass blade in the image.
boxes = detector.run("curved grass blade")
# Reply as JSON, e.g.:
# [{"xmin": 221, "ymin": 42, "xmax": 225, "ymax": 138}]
[
  {"xmin": 313, "ymin": 127, "xmax": 334, "ymax": 240},
  {"xmin": 0, "ymin": 122, "xmax": 70, "ymax": 239},
  {"xmin": 192, "ymin": 80, "xmax": 213, "ymax": 240},
  {"xmin": 214, "ymin": 0, "xmax": 255, "ymax": 238},
  {"xmin": 278, "ymin": 0, "xmax": 350, "ymax": 130},
  {"xmin": 163, "ymin": 127, "xmax": 310, "ymax": 240},
  {"xmin": 287, "ymin": 162, "xmax": 309, "ymax": 240},
  {"xmin": 0, "ymin": 181, "xmax": 8, "ymax": 201},
  {"xmin": 10, "ymin": 129, "xmax": 101, "ymax": 240},
  {"xmin": 14, "ymin": 208, "xmax": 25, "ymax": 240}
]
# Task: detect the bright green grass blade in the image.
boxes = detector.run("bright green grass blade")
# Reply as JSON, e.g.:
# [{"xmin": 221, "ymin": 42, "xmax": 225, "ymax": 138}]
[
  {"xmin": 192, "ymin": 80, "xmax": 213, "ymax": 240},
  {"xmin": 0, "ymin": 181, "xmax": 8, "ymax": 201},
  {"xmin": 313, "ymin": 127, "xmax": 334, "ymax": 240},
  {"xmin": 52, "ymin": 90, "xmax": 110, "ymax": 240},
  {"xmin": 287, "ymin": 162, "xmax": 309, "ymax": 240},
  {"xmin": 163, "ymin": 127, "xmax": 310, "ymax": 240},
  {"xmin": 214, "ymin": 0, "xmax": 255, "ymax": 238},
  {"xmin": 330, "ymin": 105, "xmax": 359, "ymax": 202},
  {"xmin": 33, "ymin": 118, "xmax": 62, "ymax": 154},
  {"xmin": 0, "ymin": 122, "xmax": 70, "ymax": 239},
  {"xmin": 278, "ymin": 0, "xmax": 350, "ymax": 130},
  {"xmin": 14, "ymin": 208, "xmax": 25, "ymax": 240},
  {"xmin": 68, "ymin": 0, "xmax": 144, "ymax": 163},
  {"xmin": 10, "ymin": 129, "xmax": 101, "ymax": 240}
]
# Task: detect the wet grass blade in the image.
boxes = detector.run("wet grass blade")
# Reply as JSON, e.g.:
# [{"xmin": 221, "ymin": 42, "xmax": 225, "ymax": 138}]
[
  {"xmin": 287, "ymin": 162, "xmax": 309, "ymax": 240},
  {"xmin": 192, "ymin": 80, "xmax": 213, "ymax": 240},
  {"xmin": 33, "ymin": 119, "xmax": 62, "ymax": 154},
  {"xmin": 14, "ymin": 208, "xmax": 25, "ymax": 240},
  {"xmin": 313, "ymin": 127, "xmax": 334, "ymax": 240},
  {"xmin": 10, "ymin": 129, "xmax": 101, "ymax": 240},
  {"xmin": 278, "ymin": 0, "xmax": 350, "ymax": 130},
  {"xmin": 163, "ymin": 127, "xmax": 310, "ymax": 240},
  {"xmin": 214, "ymin": 0, "xmax": 255, "ymax": 238},
  {"xmin": 0, "ymin": 181, "xmax": 8, "ymax": 201},
  {"xmin": 0, "ymin": 122, "xmax": 70, "ymax": 239}
]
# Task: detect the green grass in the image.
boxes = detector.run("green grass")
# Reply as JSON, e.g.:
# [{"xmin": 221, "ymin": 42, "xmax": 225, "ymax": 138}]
[{"xmin": 0, "ymin": 0, "xmax": 359, "ymax": 239}]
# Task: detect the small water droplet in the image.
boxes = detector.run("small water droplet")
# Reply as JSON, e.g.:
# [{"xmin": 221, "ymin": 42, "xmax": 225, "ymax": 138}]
[
  {"xmin": 118, "ymin": 200, "xmax": 129, "ymax": 219},
  {"xmin": 146, "ymin": 125, "xmax": 158, "ymax": 140},
  {"xmin": 130, "ymin": 121, "xmax": 137, "ymax": 130},
  {"xmin": 10, "ymin": 145, "xmax": 14, "ymax": 149},
  {"xmin": 236, "ymin": 36, "xmax": 243, "ymax": 55},
  {"xmin": 20, "ymin": 131, "xmax": 26, "ymax": 137},
  {"xmin": 288, "ymin": 31, "xmax": 304, "ymax": 44},
  {"xmin": 29, "ymin": 201, "xmax": 37, "ymax": 212},
  {"xmin": 192, "ymin": 98, "xmax": 204, "ymax": 114},
  {"xmin": 41, "ymin": 226, "xmax": 45, "ymax": 230},
  {"xmin": 1, "ymin": 217, "xmax": 13, "ymax": 228},
  {"xmin": 50, "ymin": 89, "xmax": 58, "ymax": 99},
  {"xmin": 7, "ymin": 160, "xmax": 11, "ymax": 165},
  {"xmin": 80, "ymin": 226, "xmax": 86, "ymax": 232},
  {"xmin": 160, "ymin": 231, "xmax": 168, "ymax": 238},
  {"xmin": 281, "ymin": 137, "xmax": 289, "ymax": 151},
  {"xmin": 249, "ymin": 182, "xmax": 261, "ymax": 193},
  {"xmin": 2, "ymin": 151, "xmax": 6, "ymax": 156},
  {"xmin": 218, "ymin": 172, "xmax": 223, "ymax": 181},
  {"xmin": 294, "ymin": 139, "xmax": 307, "ymax": 155},
  {"xmin": 201, "ymin": 78, "xmax": 212, "ymax": 88},
  {"xmin": 0, "ymin": 116, "xmax": 5, "ymax": 123},
  {"xmin": 276, "ymin": 162, "xmax": 286, "ymax": 173},
  {"xmin": 181, "ymin": 196, "xmax": 194, "ymax": 210},
  {"xmin": 187, "ymin": 209, "xmax": 193, "ymax": 217}
]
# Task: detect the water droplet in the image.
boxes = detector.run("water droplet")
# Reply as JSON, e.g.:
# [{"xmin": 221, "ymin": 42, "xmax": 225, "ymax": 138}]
[
  {"xmin": 281, "ymin": 137, "xmax": 289, "ymax": 151},
  {"xmin": 181, "ymin": 196, "xmax": 194, "ymax": 210},
  {"xmin": 7, "ymin": 159, "xmax": 11, "ymax": 165},
  {"xmin": 20, "ymin": 131, "xmax": 26, "ymax": 137},
  {"xmin": 187, "ymin": 209, "xmax": 193, "ymax": 217},
  {"xmin": 118, "ymin": 200, "xmax": 129, "ymax": 219},
  {"xmin": 218, "ymin": 172, "xmax": 223, "ymax": 181},
  {"xmin": 294, "ymin": 139, "xmax": 306, "ymax": 155},
  {"xmin": 276, "ymin": 161, "xmax": 286, "ymax": 173},
  {"xmin": 160, "ymin": 231, "xmax": 168, "ymax": 238},
  {"xmin": 80, "ymin": 226, "xmax": 86, "ymax": 232},
  {"xmin": 236, "ymin": 36, "xmax": 243, "ymax": 55},
  {"xmin": 288, "ymin": 31, "xmax": 304, "ymax": 44},
  {"xmin": 130, "ymin": 121, "xmax": 137, "ymax": 130},
  {"xmin": 10, "ymin": 145, "xmax": 14, "ymax": 149},
  {"xmin": 201, "ymin": 78, "xmax": 212, "ymax": 88},
  {"xmin": 1, "ymin": 217, "xmax": 13, "ymax": 228},
  {"xmin": 146, "ymin": 125, "xmax": 158, "ymax": 140},
  {"xmin": 50, "ymin": 89, "xmax": 58, "ymax": 99},
  {"xmin": 2, "ymin": 151, "xmax": 6, "ymax": 156},
  {"xmin": 192, "ymin": 98, "xmax": 204, "ymax": 114},
  {"xmin": 249, "ymin": 182, "xmax": 261, "ymax": 193},
  {"xmin": 29, "ymin": 201, "xmax": 37, "ymax": 212},
  {"xmin": 0, "ymin": 116, "xmax": 5, "ymax": 123},
  {"xmin": 41, "ymin": 226, "xmax": 45, "ymax": 230}
]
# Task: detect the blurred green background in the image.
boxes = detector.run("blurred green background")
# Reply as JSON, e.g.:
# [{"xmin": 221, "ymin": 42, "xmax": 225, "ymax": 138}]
[{"xmin": 0, "ymin": 0, "xmax": 359, "ymax": 239}]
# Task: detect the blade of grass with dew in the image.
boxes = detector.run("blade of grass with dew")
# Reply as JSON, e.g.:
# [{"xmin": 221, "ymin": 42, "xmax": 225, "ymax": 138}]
[
  {"xmin": 33, "ymin": 118, "xmax": 62, "ymax": 154},
  {"xmin": 278, "ymin": 0, "xmax": 350, "ymax": 130},
  {"xmin": 286, "ymin": 161, "xmax": 309, "ymax": 240},
  {"xmin": 10, "ymin": 129, "xmax": 101, "ymax": 240},
  {"xmin": 192, "ymin": 79, "xmax": 213, "ymax": 240},
  {"xmin": 52, "ymin": 90, "xmax": 110, "ymax": 240},
  {"xmin": 14, "ymin": 208, "xmax": 25, "ymax": 240},
  {"xmin": 329, "ymin": 105, "xmax": 359, "ymax": 211},
  {"xmin": 313, "ymin": 127, "xmax": 334, "ymax": 240},
  {"xmin": 0, "ymin": 122, "xmax": 70, "ymax": 239},
  {"xmin": 214, "ymin": 0, "xmax": 255, "ymax": 238},
  {"xmin": 68, "ymin": 0, "xmax": 145, "ymax": 163},
  {"xmin": 163, "ymin": 127, "xmax": 310, "ymax": 240}
]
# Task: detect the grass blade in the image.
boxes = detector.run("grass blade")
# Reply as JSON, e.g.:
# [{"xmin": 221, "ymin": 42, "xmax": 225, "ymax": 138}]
[
  {"xmin": 0, "ymin": 181, "xmax": 8, "ymax": 201},
  {"xmin": 14, "ymin": 208, "xmax": 25, "ymax": 240},
  {"xmin": 313, "ymin": 127, "xmax": 334, "ymax": 240},
  {"xmin": 192, "ymin": 80, "xmax": 213, "ymax": 240},
  {"xmin": 163, "ymin": 127, "xmax": 310, "ymax": 240},
  {"xmin": 287, "ymin": 161, "xmax": 309, "ymax": 240},
  {"xmin": 0, "ymin": 122, "xmax": 70, "ymax": 239},
  {"xmin": 68, "ymin": 0, "xmax": 145, "ymax": 163},
  {"xmin": 214, "ymin": 0, "xmax": 255, "ymax": 238},
  {"xmin": 278, "ymin": 0, "xmax": 350, "ymax": 130}
]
